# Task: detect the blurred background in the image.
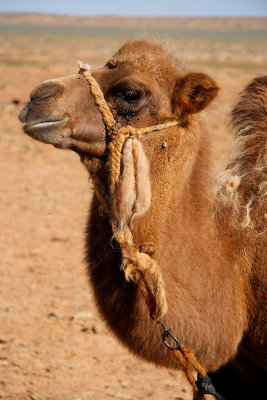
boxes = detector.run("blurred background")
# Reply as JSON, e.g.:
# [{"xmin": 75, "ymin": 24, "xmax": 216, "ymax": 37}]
[{"xmin": 0, "ymin": 1, "xmax": 267, "ymax": 400}]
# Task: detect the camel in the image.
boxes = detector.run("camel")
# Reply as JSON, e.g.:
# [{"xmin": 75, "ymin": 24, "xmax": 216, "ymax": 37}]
[{"xmin": 19, "ymin": 39, "xmax": 266, "ymax": 400}]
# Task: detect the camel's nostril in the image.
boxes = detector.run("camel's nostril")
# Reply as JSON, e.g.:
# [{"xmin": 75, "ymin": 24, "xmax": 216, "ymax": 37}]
[
  {"xmin": 30, "ymin": 83, "xmax": 62, "ymax": 102},
  {"xmin": 18, "ymin": 106, "xmax": 28, "ymax": 122}
]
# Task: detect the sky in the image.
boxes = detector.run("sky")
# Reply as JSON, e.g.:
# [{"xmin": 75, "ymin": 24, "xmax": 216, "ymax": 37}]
[{"xmin": 0, "ymin": 0, "xmax": 266, "ymax": 17}]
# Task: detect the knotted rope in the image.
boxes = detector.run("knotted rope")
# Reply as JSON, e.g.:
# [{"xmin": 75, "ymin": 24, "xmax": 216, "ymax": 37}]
[{"xmin": 78, "ymin": 61, "xmax": 225, "ymax": 400}]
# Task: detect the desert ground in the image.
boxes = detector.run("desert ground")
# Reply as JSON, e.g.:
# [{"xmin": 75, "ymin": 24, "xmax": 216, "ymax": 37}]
[{"xmin": 0, "ymin": 18, "xmax": 267, "ymax": 400}]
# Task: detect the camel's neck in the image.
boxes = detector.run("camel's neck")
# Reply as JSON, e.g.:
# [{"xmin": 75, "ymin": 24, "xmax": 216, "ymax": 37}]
[{"xmin": 85, "ymin": 117, "xmax": 248, "ymax": 371}]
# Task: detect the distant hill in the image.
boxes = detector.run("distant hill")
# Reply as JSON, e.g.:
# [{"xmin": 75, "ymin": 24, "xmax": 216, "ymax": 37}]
[{"xmin": 0, "ymin": 13, "xmax": 267, "ymax": 31}]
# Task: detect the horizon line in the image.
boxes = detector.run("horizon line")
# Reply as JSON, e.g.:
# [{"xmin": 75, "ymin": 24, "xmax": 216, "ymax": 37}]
[{"xmin": 1, "ymin": 11, "xmax": 267, "ymax": 19}]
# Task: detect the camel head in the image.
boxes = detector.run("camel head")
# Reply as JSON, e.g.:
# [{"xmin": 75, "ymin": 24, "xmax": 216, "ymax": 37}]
[{"xmin": 19, "ymin": 39, "xmax": 219, "ymax": 162}]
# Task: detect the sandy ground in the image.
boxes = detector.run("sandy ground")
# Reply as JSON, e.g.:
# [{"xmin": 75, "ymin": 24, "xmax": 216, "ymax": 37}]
[{"xmin": 0, "ymin": 33, "xmax": 266, "ymax": 400}]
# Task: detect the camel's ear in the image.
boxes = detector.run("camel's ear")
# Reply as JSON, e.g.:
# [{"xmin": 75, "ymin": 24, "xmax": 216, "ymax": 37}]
[{"xmin": 172, "ymin": 72, "xmax": 219, "ymax": 116}]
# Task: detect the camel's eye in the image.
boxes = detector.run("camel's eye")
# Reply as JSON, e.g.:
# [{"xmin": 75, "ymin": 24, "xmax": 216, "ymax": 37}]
[{"xmin": 118, "ymin": 89, "xmax": 142, "ymax": 104}]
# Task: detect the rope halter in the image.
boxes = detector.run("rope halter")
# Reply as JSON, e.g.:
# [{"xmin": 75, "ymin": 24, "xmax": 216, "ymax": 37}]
[{"xmin": 78, "ymin": 60, "xmax": 179, "ymax": 319}]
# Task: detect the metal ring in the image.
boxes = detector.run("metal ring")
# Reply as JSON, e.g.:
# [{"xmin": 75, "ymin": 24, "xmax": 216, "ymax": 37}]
[{"xmin": 157, "ymin": 319, "xmax": 183, "ymax": 353}]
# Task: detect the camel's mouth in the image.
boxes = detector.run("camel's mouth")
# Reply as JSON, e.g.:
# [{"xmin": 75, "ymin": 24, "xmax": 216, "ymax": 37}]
[{"xmin": 23, "ymin": 117, "xmax": 71, "ymax": 145}]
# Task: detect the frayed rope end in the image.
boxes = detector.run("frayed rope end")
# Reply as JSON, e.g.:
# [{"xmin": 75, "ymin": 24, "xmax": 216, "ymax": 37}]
[{"xmin": 77, "ymin": 60, "xmax": 91, "ymax": 72}]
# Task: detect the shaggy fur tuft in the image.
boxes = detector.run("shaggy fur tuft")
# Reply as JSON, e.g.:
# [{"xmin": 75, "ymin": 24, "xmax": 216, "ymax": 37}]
[
  {"xmin": 215, "ymin": 76, "xmax": 267, "ymax": 233},
  {"xmin": 117, "ymin": 138, "xmax": 151, "ymax": 226}
]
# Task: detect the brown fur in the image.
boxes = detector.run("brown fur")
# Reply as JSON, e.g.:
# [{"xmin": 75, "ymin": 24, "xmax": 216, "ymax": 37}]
[{"xmin": 19, "ymin": 40, "xmax": 266, "ymax": 399}]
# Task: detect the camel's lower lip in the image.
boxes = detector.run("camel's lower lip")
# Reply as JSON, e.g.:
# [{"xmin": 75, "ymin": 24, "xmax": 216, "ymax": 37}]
[
  {"xmin": 23, "ymin": 118, "xmax": 71, "ymax": 145},
  {"xmin": 24, "ymin": 118, "xmax": 70, "ymax": 133}
]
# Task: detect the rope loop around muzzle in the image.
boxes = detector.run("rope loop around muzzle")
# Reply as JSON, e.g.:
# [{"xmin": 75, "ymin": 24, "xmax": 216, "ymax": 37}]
[{"xmin": 78, "ymin": 60, "xmax": 179, "ymax": 319}]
